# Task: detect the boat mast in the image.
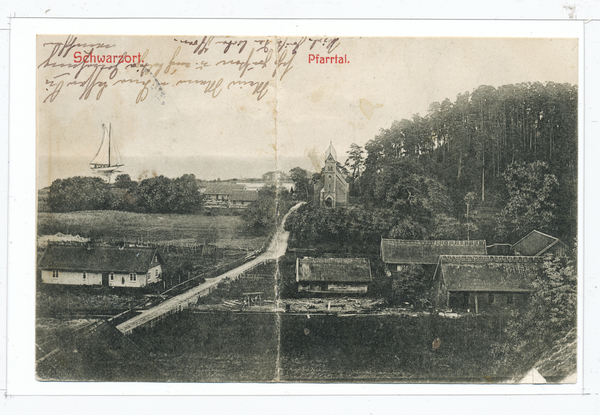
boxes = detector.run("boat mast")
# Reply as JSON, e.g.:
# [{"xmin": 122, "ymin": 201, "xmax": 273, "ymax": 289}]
[{"xmin": 108, "ymin": 124, "xmax": 111, "ymax": 166}]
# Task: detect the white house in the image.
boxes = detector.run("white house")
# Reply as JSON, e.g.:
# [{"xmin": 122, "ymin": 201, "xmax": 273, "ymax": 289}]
[{"xmin": 39, "ymin": 244, "xmax": 165, "ymax": 288}]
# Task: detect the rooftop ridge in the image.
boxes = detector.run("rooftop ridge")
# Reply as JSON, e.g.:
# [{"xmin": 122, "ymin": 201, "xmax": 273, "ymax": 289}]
[
  {"xmin": 299, "ymin": 257, "xmax": 370, "ymax": 264},
  {"xmin": 382, "ymin": 239, "xmax": 487, "ymax": 246},
  {"xmin": 439, "ymin": 255, "xmax": 544, "ymax": 263}
]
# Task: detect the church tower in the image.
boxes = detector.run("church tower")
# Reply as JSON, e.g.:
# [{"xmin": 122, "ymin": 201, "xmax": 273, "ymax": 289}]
[{"xmin": 320, "ymin": 142, "xmax": 349, "ymax": 208}]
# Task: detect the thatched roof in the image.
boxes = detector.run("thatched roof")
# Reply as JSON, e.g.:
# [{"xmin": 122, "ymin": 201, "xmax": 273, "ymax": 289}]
[
  {"xmin": 39, "ymin": 244, "xmax": 163, "ymax": 273},
  {"xmin": 512, "ymin": 230, "xmax": 569, "ymax": 257},
  {"xmin": 436, "ymin": 255, "xmax": 544, "ymax": 292},
  {"xmin": 296, "ymin": 258, "xmax": 372, "ymax": 283},
  {"xmin": 229, "ymin": 190, "xmax": 258, "ymax": 202},
  {"xmin": 381, "ymin": 239, "xmax": 487, "ymax": 265}
]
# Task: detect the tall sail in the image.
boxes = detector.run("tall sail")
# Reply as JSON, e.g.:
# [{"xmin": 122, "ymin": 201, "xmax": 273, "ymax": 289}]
[{"xmin": 90, "ymin": 124, "xmax": 123, "ymax": 182}]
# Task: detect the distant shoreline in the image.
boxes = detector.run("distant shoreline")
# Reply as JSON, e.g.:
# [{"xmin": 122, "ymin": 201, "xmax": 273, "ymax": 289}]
[{"xmin": 37, "ymin": 154, "xmax": 317, "ymax": 189}]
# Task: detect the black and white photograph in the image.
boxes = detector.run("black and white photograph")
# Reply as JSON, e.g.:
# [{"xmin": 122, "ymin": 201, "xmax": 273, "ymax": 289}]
[{"xmin": 33, "ymin": 34, "xmax": 578, "ymax": 384}]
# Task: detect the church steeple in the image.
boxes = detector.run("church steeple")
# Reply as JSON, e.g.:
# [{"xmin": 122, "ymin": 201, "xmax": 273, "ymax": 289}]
[
  {"xmin": 325, "ymin": 141, "xmax": 337, "ymax": 162},
  {"xmin": 319, "ymin": 141, "xmax": 349, "ymax": 208}
]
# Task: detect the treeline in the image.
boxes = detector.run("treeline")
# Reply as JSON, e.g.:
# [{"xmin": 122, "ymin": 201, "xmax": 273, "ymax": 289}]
[
  {"xmin": 358, "ymin": 82, "xmax": 578, "ymax": 242},
  {"xmin": 47, "ymin": 174, "xmax": 203, "ymax": 214}
]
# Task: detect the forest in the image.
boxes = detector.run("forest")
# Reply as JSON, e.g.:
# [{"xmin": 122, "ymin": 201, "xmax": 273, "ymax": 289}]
[{"xmin": 288, "ymin": 81, "xmax": 578, "ymax": 247}]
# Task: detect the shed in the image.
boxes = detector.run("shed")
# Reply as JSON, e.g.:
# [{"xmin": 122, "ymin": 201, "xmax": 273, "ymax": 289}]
[
  {"xmin": 39, "ymin": 244, "xmax": 164, "ymax": 288},
  {"xmin": 296, "ymin": 257, "xmax": 372, "ymax": 294},
  {"xmin": 512, "ymin": 230, "xmax": 569, "ymax": 257},
  {"xmin": 381, "ymin": 239, "xmax": 487, "ymax": 268},
  {"xmin": 432, "ymin": 255, "xmax": 544, "ymax": 312}
]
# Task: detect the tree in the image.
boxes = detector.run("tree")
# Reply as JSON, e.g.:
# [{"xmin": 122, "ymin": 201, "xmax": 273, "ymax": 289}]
[
  {"xmin": 345, "ymin": 143, "xmax": 365, "ymax": 180},
  {"xmin": 496, "ymin": 161, "xmax": 559, "ymax": 241},
  {"xmin": 134, "ymin": 175, "xmax": 174, "ymax": 213},
  {"xmin": 490, "ymin": 251, "xmax": 577, "ymax": 377},
  {"xmin": 169, "ymin": 174, "xmax": 203, "ymax": 213},
  {"xmin": 114, "ymin": 174, "xmax": 136, "ymax": 190},
  {"xmin": 48, "ymin": 176, "xmax": 109, "ymax": 212},
  {"xmin": 134, "ymin": 174, "xmax": 202, "ymax": 214},
  {"xmin": 390, "ymin": 265, "xmax": 430, "ymax": 308},
  {"xmin": 242, "ymin": 185, "xmax": 279, "ymax": 234},
  {"xmin": 289, "ymin": 167, "xmax": 312, "ymax": 201},
  {"xmin": 427, "ymin": 214, "xmax": 466, "ymax": 240},
  {"xmin": 365, "ymin": 158, "xmax": 453, "ymax": 228},
  {"xmin": 464, "ymin": 192, "xmax": 476, "ymax": 240}
]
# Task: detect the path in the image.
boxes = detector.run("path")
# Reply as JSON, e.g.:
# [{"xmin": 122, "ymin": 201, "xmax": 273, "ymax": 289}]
[{"xmin": 116, "ymin": 202, "xmax": 304, "ymax": 335}]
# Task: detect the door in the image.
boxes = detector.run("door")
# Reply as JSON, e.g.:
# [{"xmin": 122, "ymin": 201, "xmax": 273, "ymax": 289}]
[{"xmin": 102, "ymin": 272, "xmax": 109, "ymax": 287}]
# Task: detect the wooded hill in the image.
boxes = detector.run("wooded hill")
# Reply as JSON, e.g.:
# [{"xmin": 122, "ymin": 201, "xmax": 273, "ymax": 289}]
[
  {"xmin": 354, "ymin": 82, "xmax": 577, "ymax": 245},
  {"xmin": 287, "ymin": 82, "xmax": 577, "ymax": 249}
]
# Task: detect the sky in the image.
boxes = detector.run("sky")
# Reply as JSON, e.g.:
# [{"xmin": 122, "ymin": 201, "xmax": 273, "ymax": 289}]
[{"xmin": 36, "ymin": 36, "xmax": 578, "ymax": 187}]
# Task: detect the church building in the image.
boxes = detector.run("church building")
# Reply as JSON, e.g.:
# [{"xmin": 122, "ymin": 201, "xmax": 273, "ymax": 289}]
[{"xmin": 316, "ymin": 142, "xmax": 349, "ymax": 208}]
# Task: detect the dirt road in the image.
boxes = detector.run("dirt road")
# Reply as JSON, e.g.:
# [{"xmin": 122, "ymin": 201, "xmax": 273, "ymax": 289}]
[{"xmin": 116, "ymin": 202, "xmax": 304, "ymax": 335}]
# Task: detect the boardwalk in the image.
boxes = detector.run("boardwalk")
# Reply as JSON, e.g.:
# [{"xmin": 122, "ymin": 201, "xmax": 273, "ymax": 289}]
[{"xmin": 116, "ymin": 202, "xmax": 304, "ymax": 335}]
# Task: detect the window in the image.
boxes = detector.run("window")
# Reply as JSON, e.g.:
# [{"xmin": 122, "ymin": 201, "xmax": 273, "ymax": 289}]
[
  {"xmin": 328, "ymin": 166, "xmax": 333, "ymax": 171},
  {"xmin": 82, "ymin": 271, "xmax": 87, "ymax": 280},
  {"xmin": 147, "ymin": 272, "xmax": 151, "ymax": 281},
  {"xmin": 110, "ymin": 272, "xmax": 114, "ymax": 281},
  {"xmin": 52, "ymin": 270, "xmax": 59, "ymax": 279},
  {"xmin": 129, "ymin": 273, "xmax": 137, "ymax": 282}
]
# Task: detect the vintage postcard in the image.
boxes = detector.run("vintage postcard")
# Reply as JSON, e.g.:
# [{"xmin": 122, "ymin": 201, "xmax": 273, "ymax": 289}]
[{"xmin": 34, "ymin": 34, "xmax": 578, "ymax": 384}]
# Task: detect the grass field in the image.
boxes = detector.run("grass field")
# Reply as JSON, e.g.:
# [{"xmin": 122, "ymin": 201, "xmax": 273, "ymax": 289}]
[{"xmin": 37, "ymin": 210, "xmax": 266, "ymax": 250}]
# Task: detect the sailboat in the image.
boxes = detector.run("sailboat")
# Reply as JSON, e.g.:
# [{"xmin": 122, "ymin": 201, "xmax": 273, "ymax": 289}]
[{"xmin": 89, "ymin": 123, "xmax": 124, "ymax": 182}]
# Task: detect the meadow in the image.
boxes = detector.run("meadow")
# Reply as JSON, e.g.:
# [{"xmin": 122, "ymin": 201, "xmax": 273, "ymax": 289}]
[{"xmin": 37, "ymin": 210, "xmax": 266, "ymax": 250}]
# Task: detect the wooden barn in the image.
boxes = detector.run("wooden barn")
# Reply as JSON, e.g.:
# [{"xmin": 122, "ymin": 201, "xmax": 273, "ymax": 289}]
[
  {"xmin": 296, "ymin": 257, "xmax": 372, "ymax": 294},
  {"xmin": 432, "ymin": 255, "xmax": 544, "ymax": 312},
  {"xmin": 380, "ymin": 239, "xmax": 487, "ymax": 274},
  {"xmin": 512, "ymin": 230, "xmax": 569, "ymax": 257},
  {"xmin": 39, "ymin": 244, "xmax": 165, "ymax": 288}
]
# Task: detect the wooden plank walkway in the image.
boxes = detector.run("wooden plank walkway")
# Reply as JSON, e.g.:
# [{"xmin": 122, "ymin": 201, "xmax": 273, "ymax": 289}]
[{"xmin": 116, "ymin": 202, "xmax": 303, "ymax": 335}]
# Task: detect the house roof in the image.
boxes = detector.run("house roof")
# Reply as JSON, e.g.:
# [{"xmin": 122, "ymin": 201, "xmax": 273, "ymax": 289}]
[
  {"xmin": 39, "ymin": 244, "xmax": 163, "ymax": 274},
  {"xmin": 229, "ymin": 190, "xmax": 258, "ymax": 202},
  {"xmin": 204, "ymin": 183, "xmax": 245, "ymax": 195},
  {"xmin": 512, "ymin": 230, "xmax": 568, "ymax": 257},
  {"xmin": 296, "ymin": 258, "xmax": 372, "ymax": 283},
  {"xmin": 436, "ymin": 255, "xmax": 544, "ymax": 292},
  {"xmin": 381, "ymin": 239, "xmax": 487, "ymax": 265}
]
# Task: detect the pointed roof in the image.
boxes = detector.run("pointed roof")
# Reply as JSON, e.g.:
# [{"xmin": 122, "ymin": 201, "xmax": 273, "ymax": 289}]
[
  {"xmin": 512, "ymin": 230, "xmax": 568, "ymax": 257},
  {"xmin": 325, "ymin": 141, "xmax": 337, "ymax": 162}
]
